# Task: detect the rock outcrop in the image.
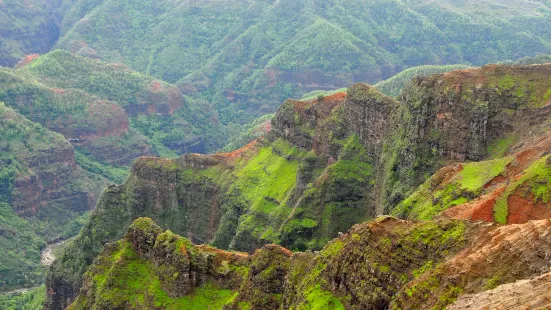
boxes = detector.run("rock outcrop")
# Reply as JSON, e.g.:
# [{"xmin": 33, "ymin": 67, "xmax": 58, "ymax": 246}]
[
  {"xmin": 68, "ymin": 217, "xmax": 551, "ymax": 309},
  {"xmin": 448, "ymin": 272, "xmax": 551, "ymax": 310}
]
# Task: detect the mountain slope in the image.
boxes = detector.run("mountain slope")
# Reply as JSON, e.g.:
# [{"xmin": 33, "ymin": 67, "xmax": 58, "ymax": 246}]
[
  {"xmin": 54, "ymin": 0, "xmax": 551, "ymax": 123},
  {"xmin": 0, "ymin": 50, "xmax": 227, "ymax": 166},
  {"xmin": 0, "ymin": 0, "xmax": 63, "ymax": 67},
  {"xmin": 0, "ymin": 49, "xmax": 227, "ymax": 292}
]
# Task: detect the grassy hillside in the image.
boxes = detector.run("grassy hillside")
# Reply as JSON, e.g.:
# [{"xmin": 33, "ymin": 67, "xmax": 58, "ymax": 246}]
[
  {"xmin": 0, "ymin": 286, "xmax": 46, "ymax": 310},
  {"xmin": 54, "ymin": 0, "xmax": 551, "ymax": 123}
]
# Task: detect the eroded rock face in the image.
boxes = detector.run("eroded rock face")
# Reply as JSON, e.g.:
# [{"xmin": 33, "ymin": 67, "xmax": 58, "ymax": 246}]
[
  {"xmin": 395, "ymin": 129, "xmax": 551, "ymax": 225},
  {"xmin": 0, "ymin": 104, "xmax": 106, "ymax": 220},
  {"xmin": 68, "ymin": 217, "xmax": 551, "ymax": 310},
  {"xmin": 448, "ymin": 272, "xmax": 551, "ymax": 310},
  {"xmin": 382, "ymin": 64, "xmax": 551, "ymax": 210}
]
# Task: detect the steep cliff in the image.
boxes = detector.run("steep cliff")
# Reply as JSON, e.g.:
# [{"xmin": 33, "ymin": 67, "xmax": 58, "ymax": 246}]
[
  {"xmin": 46, "ymin": 63, "xmax": 551, "ymax": 308},
  {"xmin": 69, "ymin": 216, "xmax": 551, "ymax": 309},
  {"xmin": 381, "ymin": 64, "xmax": 551, "ymax": 210},
  {"xmin": 46, "ymin": 85, "xmax": 400, "ymax": 308}
]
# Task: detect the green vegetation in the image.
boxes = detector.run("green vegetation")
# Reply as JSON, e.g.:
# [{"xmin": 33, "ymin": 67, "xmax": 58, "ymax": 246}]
[
  {"xmin": 229, "ymin": 139, "xmax": 304, "ymax": 246},
  {"xmin": 0, "ymin": 102, "xmax": 105, "ymax": 290},
  {"xmin": 52, "ymin": 0, "xmax": 551, "ymax": 125},
  {"xmin": 487, "ymin": 136, "xmax": 517, "ymax": 159},
  {"xmin": 374, "ymin": 65, "xmax": 471, "ymax": 97},
  {"xmin": 300, "ymin": 89, "xmax": 347, "ymax": 101},
  {"xmin": 0, "ymin": 286, "xmax": 46, "ymax": 310},
  {"xmin": 303, "ymin": 285, "xmax": 345, "ymax": 310},
  {"xmin": 394, "ymin": 157, "xmax": 513, "ymax": 220},
  {"xmin": 458, "ymin": 157, "xmax": 512, "ymax": 192},
  {"xmin": 2, "ymin": 50, "xmax": 228, "ymax": 157},
  {"xmin": 501, "ymin": 54, "xmax": 551, "ymax": 65},
  {"xmin": 494, "ymin": 155, "xmax": 551, "ymax": 224},
  {"xmin": 74, "ymin": 150, "xmax": 129, "ymax": 184},
  {"xmin": 0, "ymin": 203, "xmax": 46, "ymax": 291},
  {"xmin": 70, "ymin": 240, "xmax": 237, "ymax": 310},
  {"xmin": 0, "ymin": 0, "xmax": 67, "ymax": 67},
  {"xmin": 220, "ymin": 114, "xmax": 274, "ymax": 152},
  {"xmin": 280, "ymin": 135, "xmax": 374, "ymax": 250}
]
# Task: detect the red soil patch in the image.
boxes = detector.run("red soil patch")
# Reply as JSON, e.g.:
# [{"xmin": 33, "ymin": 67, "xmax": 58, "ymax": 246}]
[
  {"xmin": 196, "ymin": 244, "xmax": 249, "ymax": 261},
  {"xmin": 180, "ymin": 244, "xmax": 188, "ymax": 255},
  {"xmin": 150, "ymin": 81, "xmax": 163, "ymax": 92},
  {"xmin": 217, "ymin": 140, "xmax": 258, "ymax": 160},
  {"xmin": 441, "ymin": 186, "xmax": 505, "ymax": 223},
  {"xmin": 16, "ymin": 54, "xmax": 39, "ymax": 68},
  {"xmin": 292, "ymin": 92, "xmax": 347, "ymax": 121},
  {"xmin": 51, "ymin": 88, "xmax": 66, "ymax": 94},
  {"xmin": 483, "ymin": 174, "xmax": 507, "ymax": 189},
  {"xmin": 506, "ymin": 193, "xmax": 551, "ymax": 224},
  {"xmin": 322, "ymin": 91, "xmax": 347, "ymax": 103}
]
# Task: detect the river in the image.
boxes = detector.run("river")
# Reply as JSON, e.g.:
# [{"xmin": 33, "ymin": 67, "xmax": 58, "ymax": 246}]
[{"xmin": 1, "ymin": 240, "xmax": 67, "ymax": 296}]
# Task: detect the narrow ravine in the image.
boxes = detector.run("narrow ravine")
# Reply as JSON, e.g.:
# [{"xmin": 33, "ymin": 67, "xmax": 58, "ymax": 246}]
[{"xmin": 2, "ymin": 240, "xmax": 67, "ymax": 296}]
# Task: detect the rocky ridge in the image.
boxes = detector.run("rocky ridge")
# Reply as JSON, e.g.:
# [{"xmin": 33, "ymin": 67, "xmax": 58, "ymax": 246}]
[{"xmin": 69, "ymin": 216, "xmax": 551, "ymax": 309}]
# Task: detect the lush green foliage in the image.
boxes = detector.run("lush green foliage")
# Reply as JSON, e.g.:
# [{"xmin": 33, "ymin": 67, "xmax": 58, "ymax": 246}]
[
  {"xmin": 501, "ymin": 54, "xmax": 551, "ymax": 65},
  {"xmin": 53, "ymin": 0, "xmax": 551, "ymax": 124},
  {"xmin": 0, "ymin": 1, "xmax": 60, "ymax": 67},
  {"xmin": 0, "ymin": 102, "xmax": 107, "ymax": 291},
  {"xmin": 69, "ymin": 240, "xmax": 237, "ymax": 310},
  {"xmin": 300, "ymin": 89, "xmax": 347, "ymax": 101},
  {"xmin": 0, "ymin": 203, "xmax": 46, "ymax": 291},
  {"xmin": 74, "ymin": 150, "xmax": 129, "ymax": 184},
  {"xmin": 0, "ymin": 285, "xmax": 46, "ymax": 310}
]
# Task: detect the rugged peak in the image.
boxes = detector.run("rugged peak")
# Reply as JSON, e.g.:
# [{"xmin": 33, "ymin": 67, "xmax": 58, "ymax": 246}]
[
  {"xmin": 126, "ymin": 217, "xmax": 164, "ymax": 256},
  {"xmin": 347, "ymin": 82, "xmax": 398, "ymax": 107},
  {"xmin": 269, "ymin": 83, "xmax": 398, "ymax": 160}
]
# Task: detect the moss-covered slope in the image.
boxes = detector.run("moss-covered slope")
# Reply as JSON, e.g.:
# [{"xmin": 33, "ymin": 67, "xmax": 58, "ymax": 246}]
[{"xmin": 70, "ymin": 216, "xmax": 551, "ymax": 309}]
